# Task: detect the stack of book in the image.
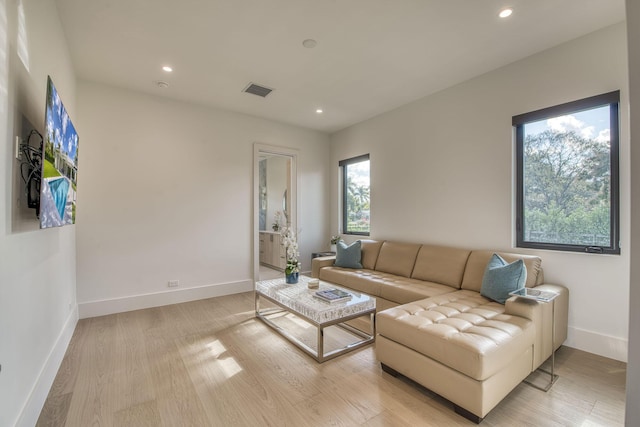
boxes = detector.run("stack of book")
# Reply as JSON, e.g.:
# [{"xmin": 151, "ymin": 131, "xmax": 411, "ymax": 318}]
[{"xmin": 314, "ymin": 288, "xmax": 352, "ymax": 303}]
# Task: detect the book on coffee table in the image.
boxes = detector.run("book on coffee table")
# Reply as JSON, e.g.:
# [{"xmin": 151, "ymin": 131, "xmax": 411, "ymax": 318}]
[{"xmin": 314, "ymin": 288, "xmax": 352, "ymax": 303}]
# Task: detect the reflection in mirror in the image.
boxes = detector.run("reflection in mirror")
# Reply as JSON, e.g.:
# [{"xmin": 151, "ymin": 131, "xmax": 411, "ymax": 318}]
[{"xmin": 253, "ymin": 144, "xmax": 297, "ymax": 283}]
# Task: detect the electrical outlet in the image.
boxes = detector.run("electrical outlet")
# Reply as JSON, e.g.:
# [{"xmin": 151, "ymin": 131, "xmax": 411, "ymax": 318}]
[
  {"xmin": 15, "ymin": 136, "xmax": 21, "ymax": 160},
  {"xmin": 168, "ymin": 280, "xmax": 179, "ymax": 288}
]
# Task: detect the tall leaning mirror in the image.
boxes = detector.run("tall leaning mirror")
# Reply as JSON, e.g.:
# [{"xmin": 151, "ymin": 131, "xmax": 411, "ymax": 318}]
[{"xmin": 253, "ymin": 143, "xmax": 297, "ymax": 283}]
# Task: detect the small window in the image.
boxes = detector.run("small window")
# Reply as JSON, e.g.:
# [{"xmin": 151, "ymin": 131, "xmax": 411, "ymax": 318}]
[
  {"xmin": 339, "ymin": 154, "xmax": 370, "ymax": 235},
  {"xmin": 514, "ymin": 91, "xmax": 620, "ymax": 254}
]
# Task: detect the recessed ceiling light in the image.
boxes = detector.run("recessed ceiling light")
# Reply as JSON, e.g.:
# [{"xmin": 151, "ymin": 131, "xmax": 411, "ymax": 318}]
[
  {"xmin": 162, "ymin": 66, "xmax": 173, "ymax": 72},
  {"xmin": 316, "ymin": 108, "xmax": 323, "ymax": 114},
  {"xmin": 302, "ymin": 39, "xmax": 317, "ymax": 49},
  {"xmin": 499, "ymin": 8, "xmax": 513, "ymax": 18}
]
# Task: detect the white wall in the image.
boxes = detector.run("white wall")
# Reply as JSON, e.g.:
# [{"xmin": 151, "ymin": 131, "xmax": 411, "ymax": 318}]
[
  {"xmin": 331, "ymin": 23, "xmax": 629, "ymax": 362},
  {"xmin": 626, "ymin": 0, "xmax": 639, "ymax": 424},
  {"xmin": 0, "ymin": 0, "xmax": 78, "ymax": 426},
  {"xmin": 75, "ymin": 81, "xmax": 330, "ymax": 317}
]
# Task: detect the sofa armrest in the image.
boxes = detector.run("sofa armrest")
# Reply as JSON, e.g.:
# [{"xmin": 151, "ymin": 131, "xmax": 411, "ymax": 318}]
[
  {"xmin": 505, "ymin": 284, "xmax": 569, "ymax": 370},
  {"xmin": 311, "ymin": 256, "xmax": 336, "ymax": 278}
]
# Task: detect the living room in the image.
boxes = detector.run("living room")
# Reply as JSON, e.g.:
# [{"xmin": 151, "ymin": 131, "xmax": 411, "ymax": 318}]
[{"xmin": 1, "ymin": 1, "xmax": 639, "ymax": 426}]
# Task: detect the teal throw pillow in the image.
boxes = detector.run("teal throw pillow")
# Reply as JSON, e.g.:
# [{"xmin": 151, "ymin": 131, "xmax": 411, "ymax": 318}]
[
  {"xmin": 480, "ymin": 254, "xmax": 527, "ymax": 304},
  {"xmin": 334, "ymin": 240, "xmax": 363, "ymax": 269}
]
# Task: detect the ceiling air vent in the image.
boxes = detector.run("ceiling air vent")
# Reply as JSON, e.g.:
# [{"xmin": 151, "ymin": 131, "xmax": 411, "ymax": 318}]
[{"xmin": 243, "ymin": 82, "xmax": 273, "ymax": 98}]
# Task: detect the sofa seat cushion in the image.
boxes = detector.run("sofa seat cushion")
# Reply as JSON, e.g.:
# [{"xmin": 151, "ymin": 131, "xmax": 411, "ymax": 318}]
[
  {"xmin": 319, "ymin": 267, "xmax": 455, "ymax": 304},
  {"xmin": 319, "ymin": 267, "xmax": 383, "ymax": 296},
  {"xmin": 376, "ymin": 290, "xmax": 534, "ymax": 381}
]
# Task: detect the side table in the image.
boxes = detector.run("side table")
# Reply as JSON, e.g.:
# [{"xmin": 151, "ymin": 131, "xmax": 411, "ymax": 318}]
[
  {"xmin": 311, "ymin": 251, "xmax": 335, "ymax": 260},
  {"xmin": 509, "ymin": 287, "xmax": 559, "ymax": 391}
]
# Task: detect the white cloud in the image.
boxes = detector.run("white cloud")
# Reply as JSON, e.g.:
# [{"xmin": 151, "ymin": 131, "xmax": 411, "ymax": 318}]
[
  {"xmin": 62, "ymin": 111, "xmax": 68, "ymax": 135},
  {"xmin": 580, "ymin": 126, "xmax": 595, "ymax": 139},
  {"xmin": 547, "ymin": 115, "xmax": 584, "ymax": 133},
  {"xmin": 547, "ymin": 115, "xmax": 602, "ymax": 140},
  {"xmin": 597, "ymin": 128, "xmax": 610, "ymax": 143}
]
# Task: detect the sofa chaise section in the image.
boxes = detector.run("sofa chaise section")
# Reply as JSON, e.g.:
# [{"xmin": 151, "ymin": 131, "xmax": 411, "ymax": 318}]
[{"xmin": 311, "ymin": 239, "xmax": 569, "ymax": 423}]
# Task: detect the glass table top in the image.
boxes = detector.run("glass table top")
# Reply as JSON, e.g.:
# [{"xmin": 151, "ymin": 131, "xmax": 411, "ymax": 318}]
[{"xmin": 255, "ymin": 275, "xmax": 375, "ymax": 324}]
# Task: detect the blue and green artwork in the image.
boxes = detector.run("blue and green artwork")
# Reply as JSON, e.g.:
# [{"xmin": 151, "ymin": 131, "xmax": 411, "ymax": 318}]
[{"xmin": 40, "ymin": 76, "xmax": 79, "ymax": 228}]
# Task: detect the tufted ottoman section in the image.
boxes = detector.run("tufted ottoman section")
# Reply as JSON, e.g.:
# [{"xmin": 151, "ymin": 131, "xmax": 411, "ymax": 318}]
[{"xmin": 377, "ymin": 290, "xmax": 534, "ymax": 381}]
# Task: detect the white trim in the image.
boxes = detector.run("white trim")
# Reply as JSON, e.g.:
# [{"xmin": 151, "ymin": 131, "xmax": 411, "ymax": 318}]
[
  {"xmin": 253, "ymin": 143, "xmax": 298, "ymax": 286},
  {"xmin": 78, "ymin": 280, "xmax": 253, "ymax": 319},
  {"xmin": 16, "ymin": 306, "xmax": 79, "ymax": 427},
  {"xmin": 565, "ymin": 325, "xmax": 628, "ymax": 362}
]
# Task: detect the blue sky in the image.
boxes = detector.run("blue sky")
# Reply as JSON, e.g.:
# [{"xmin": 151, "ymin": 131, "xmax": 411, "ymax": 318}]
[
  {"xmin": 46, "ymin": 78, "xmax": 79, "ymax": 164},
  {"xmin": 348, "ymin": 159, "xmax": 370, "ymax": 187},
  {"xmin": 524, "ymin": 105, "xmax": 610, "ymax": 143}
]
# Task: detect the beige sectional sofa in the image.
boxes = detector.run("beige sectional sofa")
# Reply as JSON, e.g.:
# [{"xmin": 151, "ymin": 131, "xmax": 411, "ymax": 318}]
[{"xmin": 311, "ymin": 240, "xmax": 568, "ymax": 423}]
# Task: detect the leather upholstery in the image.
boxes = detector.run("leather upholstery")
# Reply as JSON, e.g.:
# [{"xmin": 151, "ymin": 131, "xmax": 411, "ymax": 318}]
[
  {"xmin": 411, "ymin": 244, "xmax": 471, "ymax": 288},
  {"xmin": 505, "ymin": 283, "xmax": 569, "ymax": 368},
  {"xmin": 311, "ymin": 256, "xmax": 337, "ymax": 278},
  {"xmin": 377, "ymin": 290, "xmax": 534, "ymax": 380},
  {"xmin": 461, "ymin": 250, "xmax": 543, "ymax": 291},
  {"xmin": 373, "ymin": 241, "xmax": 421, "ymax": 277},
  {"xmin": 360, "ymin": 239, "xmax": 384, "ymax": 270},
  {"xmin": 376, "ymin": 335, "xmax": 533, "ymax": 418},
  {"xmin": 319, "ymin": 267, "xmax": 455, "ymax": 305},
  {"xmin": 310, "ymin": 239, "xmax": 569, "ymax": 420}
]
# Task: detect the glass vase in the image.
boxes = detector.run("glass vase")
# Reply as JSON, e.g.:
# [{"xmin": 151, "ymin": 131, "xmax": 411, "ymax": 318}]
[{"xmin": 285, "ymin": 272, "xmax": 299, "ymax": 284}]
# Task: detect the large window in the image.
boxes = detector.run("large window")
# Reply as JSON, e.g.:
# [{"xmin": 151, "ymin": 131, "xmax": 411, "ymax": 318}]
[
  {"xmin": 340, "ymin": 154, "xmax": 370, "ymax": 235},
  {"xmin": 514, "ymin": 91, "xmax": 620, "ymax": 254}
]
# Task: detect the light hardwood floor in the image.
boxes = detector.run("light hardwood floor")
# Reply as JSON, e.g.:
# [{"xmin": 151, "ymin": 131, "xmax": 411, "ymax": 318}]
[{"xmin": 37, "ymin": 292, "xmax": 626, "ymax": 426}]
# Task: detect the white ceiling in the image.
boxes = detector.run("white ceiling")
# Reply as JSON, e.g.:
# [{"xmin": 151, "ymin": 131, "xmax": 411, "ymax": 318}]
[{"xmin": 55, "ymin": 0, "xmax": 625, "ymax": 134}]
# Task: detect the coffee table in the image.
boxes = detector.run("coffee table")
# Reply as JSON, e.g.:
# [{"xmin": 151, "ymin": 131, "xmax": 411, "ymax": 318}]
[{"xmin": 255, "ymin": 275, "xmax": 376, "ymax": 362}]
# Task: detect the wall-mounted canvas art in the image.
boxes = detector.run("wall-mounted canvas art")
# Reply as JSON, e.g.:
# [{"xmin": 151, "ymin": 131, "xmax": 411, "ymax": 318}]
[{"xmin": 40, "ymin": 76, "xmax": 79, "ymax": 228}]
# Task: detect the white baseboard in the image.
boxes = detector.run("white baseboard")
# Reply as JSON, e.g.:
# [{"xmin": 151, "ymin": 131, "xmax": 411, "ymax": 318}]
[
  {"xmin": 565, "ymin": 325, "xmax": 628, "ymax": 362},
  {"xmin": 17, "ymin": 306, "xmax": 79, "ymax": 427},
  {"xmin": 78, "ymin": 279, "xmax": 254, "ymax": 319}
]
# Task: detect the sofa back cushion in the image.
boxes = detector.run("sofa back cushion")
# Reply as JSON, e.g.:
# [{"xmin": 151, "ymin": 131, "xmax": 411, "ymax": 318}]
[
  {"xmin": 461, "ymin": 250, "xmax": 542, "ymax": 292},
  {"xmin": 360, "ymin": 240, "xmax": 384, "ymax": 270},
  {"xmin": 411, "ymin": 244, "xmax": 471, "ymax": 289},
  {"xmin": 374, "ymin": 241, "xmax": 421, "ymax": 278}
]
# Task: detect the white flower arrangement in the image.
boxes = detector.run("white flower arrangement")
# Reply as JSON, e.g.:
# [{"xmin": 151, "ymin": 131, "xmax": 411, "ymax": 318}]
[
  {"xmin": 281, "ymin": 226, "xmax": 300, "ymax": 275},
  {"xmin": 272, "ymin": 211, "xmax": 283, "ymax": 231}
]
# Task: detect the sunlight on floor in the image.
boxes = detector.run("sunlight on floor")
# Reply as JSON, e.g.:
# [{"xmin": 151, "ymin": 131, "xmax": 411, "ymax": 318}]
[
  {"xmin": 206, "ymin": 339, "xmax": 227, "ymax": 358},
  {"xmin": 206, "ymin": 339, "xmax": 242, "ymax": 379}
]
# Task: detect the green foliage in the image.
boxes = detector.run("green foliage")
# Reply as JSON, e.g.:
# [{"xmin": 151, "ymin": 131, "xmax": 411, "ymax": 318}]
[
  {"xmin": 42, "ymin": 159, "xmax": 61, "ymax": 179},
  {"xmin": 346, "ymin": 176, "xmax": 370, "ymax": 233},
  {"xmin": 44, "ymin": 140, "xmax": 55, "ymax": 163},
  {"xmin": 524, "ymin": 129, "xmax": 610, "ymax": 246}
]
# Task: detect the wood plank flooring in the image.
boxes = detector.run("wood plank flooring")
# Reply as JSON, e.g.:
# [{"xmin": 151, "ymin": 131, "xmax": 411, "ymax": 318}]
[{"xmin": 37, "ymin": 292, "xmax": 626, "ymax": 426}]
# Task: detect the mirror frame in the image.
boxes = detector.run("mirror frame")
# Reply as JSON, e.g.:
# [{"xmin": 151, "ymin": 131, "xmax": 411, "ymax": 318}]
[{"xmin": 253, "ymin": 143, "xmax": 298, "ymax": 284}]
